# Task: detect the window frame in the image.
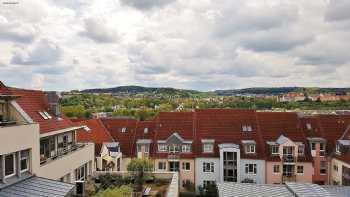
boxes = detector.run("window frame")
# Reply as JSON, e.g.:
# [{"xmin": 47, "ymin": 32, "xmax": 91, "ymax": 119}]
[
  {"xmin": 182, "ymin": 144, "xmax": 192, "ymax": 153},
  {"xmin": 246, "ymin": 144, "xmax": 256, "ymax": 154},
  {"xmin": 158, "ymin": 162, "xmax": 166, "ymax": 170},
  {"xmin": 203, "ymin": 162, "xmax": 214, "ymax": 173},
  {"xmin": 4, "ymin": 153, "xmax": 16, "ymax": 178},
  {"xmin": 298, "ymin": 144, "xmax": 305, "ymax": 155},
  {"xmin": 20, "ymin": 150, "xmax": 29, "ymax": 173},
  {"xmin": 271, "ymin": 145, "xmax": 279, "ymax": 155},
  {"xmin": 273, "ymin": 165, "xmax": 280, "ymax": 174},
  {"xmin": 203, "ymin": 143, "xmax": 214, "ymax": 153},
  {"xmin": 297, "ymin": 165, "xmax": 304, "ymax": 174},
  {"xmin": 158, "ymin": 144, "xmax": 168, "ymax": 152},
  {"xmin": 245, "ymin": 163, "xmax": 257, "ymax": 175},
  {"xmin": 182, "ymin": 162, "xmax": 191, "ymax": 171}
]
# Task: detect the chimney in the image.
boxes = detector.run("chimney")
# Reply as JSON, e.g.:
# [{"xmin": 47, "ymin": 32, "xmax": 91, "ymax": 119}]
[{"xmin": 46, "ymin": 91, "xmax": 61, "ymax": 117}]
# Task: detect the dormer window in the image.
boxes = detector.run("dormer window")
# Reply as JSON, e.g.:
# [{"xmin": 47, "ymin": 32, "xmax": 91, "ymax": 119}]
[
  {"xmin": 298, "ymin": 144, "xmax": 304, "ymax": 156},
  {"xmin": 144, "ymin": 128, "xmax": 148, "ymax": 134},
  {"xmin": 242, "ymin": 125, "xmax": 253, "ymax": 132},
  {"xmin": 271, "ymin": 145, "xmax": 279, "ymax": 155},
  {"xmin": 311, "ymin": 142, "xmax": 316, "ymax": 150},
  {"xmin": 169, "ymin": 144, "xmax": 181, "ymax": 153},
  {"xmin": 158, "ymin": 144, "xmax": 168, "ymax": 152},
  {"xmin": 203, "ymin": 143, "xmax": 214, "ymax": 153},
  {"xmin": 121, "ymin": 127, "xmax": 127, "ymax": 133},
  {"xmin": 306, "ymin": 123, "xmax": 312, "ymax": 130},
  {"xmin": 336, "ymin": 143, "xmax": 341, "ymax": 154},
  {"xmin": 182, "ymin": 144, "xmax": 191, "ymax": 153},
  {"xmin": 246, "ymin": 144, "xmax": 256, "ymax": 154}
]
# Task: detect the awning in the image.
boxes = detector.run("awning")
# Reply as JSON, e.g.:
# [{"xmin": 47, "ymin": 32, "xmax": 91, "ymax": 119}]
[{"xmin": 0, "ymin": 176, "xmax": 75, "ymax": 197}]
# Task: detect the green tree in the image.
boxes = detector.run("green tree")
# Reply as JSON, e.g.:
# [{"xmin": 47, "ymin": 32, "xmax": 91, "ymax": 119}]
[
  {"xmin": 93, "ymin": 185, "xmax": 132, "ymax": 197},
  {"xmin": 127, "ymin": 159, "xmax": 153, "ymax": 192}
]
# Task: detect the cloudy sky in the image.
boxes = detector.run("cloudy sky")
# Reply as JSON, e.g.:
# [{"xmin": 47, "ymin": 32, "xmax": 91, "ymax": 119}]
[{"xmin": 0, "ymin": 0, "xmax": 350, "ymax": 91}]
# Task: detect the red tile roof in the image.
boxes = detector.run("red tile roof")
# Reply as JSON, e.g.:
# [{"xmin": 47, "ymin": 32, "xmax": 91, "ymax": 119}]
[
  {"xmin": 257, "ymin": 112, "xmax": 312, "ymax": 162},
  {"xmin": 100, "ymin": 118, "xmax": 137, "ymax": 157},
  {"xmin": 195, "ymin": 109, "xmax": 266, "ymax": 159},
  {"xmin": 73, "ymin": 119, "xmax": 114, "ymax": 155},
  {"xmin": 0, "ymin": 86, "xmax": 75, "ymax": 134}
]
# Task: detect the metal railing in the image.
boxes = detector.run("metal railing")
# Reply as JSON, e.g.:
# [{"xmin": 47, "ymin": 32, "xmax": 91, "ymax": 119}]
[
  {"xmin": 40, "ymin": 143, "xmax": 87, "ymax": 165},
  {"xmin": 282, "ymin": 155, "xmax": 295, "ymax": 163}
]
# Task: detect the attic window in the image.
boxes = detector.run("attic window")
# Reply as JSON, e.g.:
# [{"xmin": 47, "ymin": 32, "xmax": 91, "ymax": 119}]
[
  {"xmin": 38, "ymin": 111, "xmax": 48, "ymax": 120},
  {"xmin": 306, "ymin": 123, "xmax": 312, "ymax": 130},
  {"xmin": 144, "ymin": 128, "xmax": 148, "ymax": 134},
  {"xmin": 121, "ymin": 127, "xmax": 127, "ymax": 133},
  {"xmin": 242, "ymin": 125, "xmax": 253, "ymax": 132},
  {"xmin": 83, "ymin": 126, "xmax": 91, "ymax": 132}
]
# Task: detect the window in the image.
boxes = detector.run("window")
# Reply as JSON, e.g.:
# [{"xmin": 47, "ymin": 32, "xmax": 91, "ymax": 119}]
[
  {"xmin": 283, "ymin": 146, "xmax": 293, "ymax": 156},
  {"xmin": 169, "ymin": 144, "xmax": 180, "ymax": 153},
  {"xmin": 203, "ymin": 143, "xmax": 214, "ymax": 153},
  {"xmin": 311, "ymin": 142, "xmax": 316, "ymax": 150},
  {"xmin": 297, "ymin": 166, "xmax": 304, "ymax": 174},
  {"xmin": 246, "ymin": 144, "xmax": 255, "ymax": 154},
  {"xmin": 306, "ymin": 123, "xmax": 312, "ymax": 130},
  {"xmin": 242, "ymin": 125, "xmax": 253, "ymax": 132},
  {"xmin": 38, "ymin": 111, "xmax": 49, "ymax": 120},
  {"xmin": 121, "ymin": 127, "xmax": 127, "ymax": 133},
  {"xmin": 320, "ymin": 161, "xmax": 327, "ymax": 174},
  {"xmin": 271, "ymin": 145, "xmax": 279, "ymax": 155},
  {"xmin": 144, "ymin": 128, "xmax": 148, "ymax": 134},
  {"xmin": 5, "ymin": 153, "xmax": 15, "ymax": 177},
  {"xmin": 158, "ymin": 162, "xmax": 166, "ymax": 170},
  {"xmin": 75, "ymin": 163, "xmax": 87, "ymax": 181},
  {"xmin": 43, "ymin": 111, "xmax": 52, "ymax": 119},
  {"xmin": 137, "ymin": 144, "xmax": 142, "ymax": 152},
  {"xmin": 273, "ymin": 165, "xmax": 280, "ymax": 173},
  {"xmin": 158, "ymin": 144, "xmax": 168, "ymax": 152},
  {"xmin": 336, "ymin": 143, "xmax": 340, "ymax": 153},
  {"xmin": 245, "ymin": 164, "xmax": 257, "ymax": 175},
  {"xmin": 182, "ymin": 162, "xmax": 190, "ymax": 171},
  {"xmin": 144, "ymin": 145, "xmax": 149, "ymax": 153},
  {"xmin": 182, "ymin": 144, "xmax": 191, "ymax": 153},
  {"xmin": 203, "ymin": 162, "xmax": 214, "ymax": 173},
  {"xmin": 333, "ymin": 165, "xmax": 338, "ymax": 172},
  {"xmin": 298, "ymin": 144, "xmax": 304, "ymax": 155},
  {"xmin": 20, "ymin": 150, "xmax": 29, "ymax": 172}
]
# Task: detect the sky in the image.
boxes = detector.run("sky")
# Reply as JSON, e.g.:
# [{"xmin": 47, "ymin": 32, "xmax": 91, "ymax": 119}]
[{"xmin": 0, "ymin": 0, "xmax": 350, "ymax": 91}]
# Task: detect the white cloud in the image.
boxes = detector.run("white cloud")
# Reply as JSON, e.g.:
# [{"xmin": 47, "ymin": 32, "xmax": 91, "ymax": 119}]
[{"xmin": 0, "ymin": 0, "xmax": 350, "ymax": 91}]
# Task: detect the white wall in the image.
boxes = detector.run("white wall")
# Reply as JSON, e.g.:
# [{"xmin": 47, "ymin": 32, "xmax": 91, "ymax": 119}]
[
  {"xmin": 240, "ymin": 159, "xmax": 266, "ymax": 184},
  {"xmin": 195, "ymin": 158, "xmax": 220, "ymax": 190},
  {"xmin": 37, "ymin": 143, "xmax": 95, "ymax": 182}
]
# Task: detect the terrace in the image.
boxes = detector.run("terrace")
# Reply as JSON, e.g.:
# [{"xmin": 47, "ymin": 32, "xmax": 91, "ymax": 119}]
[{"xmin": 87, "ymin": 171, "xmax": 179, "ymax": 197}]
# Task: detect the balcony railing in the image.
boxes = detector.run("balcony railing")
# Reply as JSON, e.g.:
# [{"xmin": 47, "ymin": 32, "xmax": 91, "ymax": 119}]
[
  {"xmin": 40, "ymin": 143, "xmax": 86, "ymax": 165},
  {"xmin": 282, "ymin": 174, "xmax": 296, "ymax": 183},
  {"xmin": 282, "ymin": 155, "xmax": 295, "ymax": 163}
]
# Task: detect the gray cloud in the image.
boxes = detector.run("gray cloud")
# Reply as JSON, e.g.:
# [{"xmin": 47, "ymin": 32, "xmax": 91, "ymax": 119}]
[
  {"xmin": 325, "ymin": 0, "xmax": 350, "ymax": 22},
  {"xmin": 80, "ymin": 18, "xmax": 120, "ymax": 43},
  {"xmin": 11, "ymin": 39, "xmax": 63, "ymax": 65},
  {"xmin": 0, "ymin": 17, "xmax": 37, "ymax": 43},
  {"xmin": 119, "ymin": 0, "xmax": 176, "ymax": 10}
]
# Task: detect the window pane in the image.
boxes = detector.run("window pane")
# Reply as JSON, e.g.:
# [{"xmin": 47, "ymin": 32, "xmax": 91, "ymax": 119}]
[{"xmin": 5, "ymin": 154, "xmax": 14, "ymax": 176}]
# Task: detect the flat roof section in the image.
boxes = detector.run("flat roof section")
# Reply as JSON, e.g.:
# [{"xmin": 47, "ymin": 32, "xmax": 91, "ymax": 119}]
[{"xmin": 0, "ymin": 176, "xmax": 75, "ymax": 197}]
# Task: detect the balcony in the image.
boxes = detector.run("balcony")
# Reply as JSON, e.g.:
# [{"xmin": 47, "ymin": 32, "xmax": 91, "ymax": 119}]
[
  {"xmin": 282, "ymin": 155, "xmax": 295, "ymax": 163},
  {"xmin": 282, "ymin": 174, "xmax": 296, "ymax": 183},
  {"xmin": 40, "ymin": 143, "xmax": 87, "ymax": 165},
  {"xmin": 168, "ymin": 154, "xmax": 180, "ymax": 160},
  {"xmin": 320, "ymin": 150, "xmax": 326, "ymax": 157}
]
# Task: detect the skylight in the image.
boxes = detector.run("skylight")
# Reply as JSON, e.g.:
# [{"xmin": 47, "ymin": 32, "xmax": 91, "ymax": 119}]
[{"xmin": 38, "ymin": 111, "xmax": 52, "ymax": 120}]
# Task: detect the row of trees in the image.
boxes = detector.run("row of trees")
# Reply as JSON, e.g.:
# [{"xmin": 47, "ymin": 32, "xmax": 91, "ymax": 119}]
[{"xmin": 61, "ymin": 94, "xmax": 350, "ymax": 120}]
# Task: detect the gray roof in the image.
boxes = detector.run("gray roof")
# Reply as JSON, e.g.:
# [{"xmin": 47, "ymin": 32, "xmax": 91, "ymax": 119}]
[
  {"xmin": 286, "ymin": 182, "xmax": 333, "ymax": 197},
  {"xmin": 217, "ymin": 183, "xmax": 294, "ymax": 197},
  {"xmin": 322, "ymin": 185, "xmax": 350, "ymax": 197},
  {"xmin": 0, "ymin": 176, "xmax": 75, "ymax": 197},
  {"xmin": 217, "ymin": 182, "xmax": 350, "ymax": 197}
]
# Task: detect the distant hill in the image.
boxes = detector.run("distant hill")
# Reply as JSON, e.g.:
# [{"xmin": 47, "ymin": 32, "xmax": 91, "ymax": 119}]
[
  {"xmin": 80, "ymin": 86, "xmax": 350, "ymax": 97},
  {"xmin": 81, "ymin": 85, "xmax": 206, "ymax": 97}
]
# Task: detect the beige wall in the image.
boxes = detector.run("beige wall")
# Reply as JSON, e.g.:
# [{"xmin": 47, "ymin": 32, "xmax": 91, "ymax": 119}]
[
  {"xmin": 266, "ymin": 162, "xmax": 282, "ymax": 184},
  {"xmin": 331, "ymin": 158, "xmax": 350, "ymax": 185},
  {"xmin": 121, "ymin": 157, "xmax": 131, "ymax": 171},
  {"xmin": 0, "ymin": 124, "xmax": 40, "ymax": 175},
  {"xmin": 295, "ymin": 162, "xmax": 313, "ymax": 183},
  {"xmin": 37, "ymin": 143, "xmax": 95, "ymax": 182}
]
